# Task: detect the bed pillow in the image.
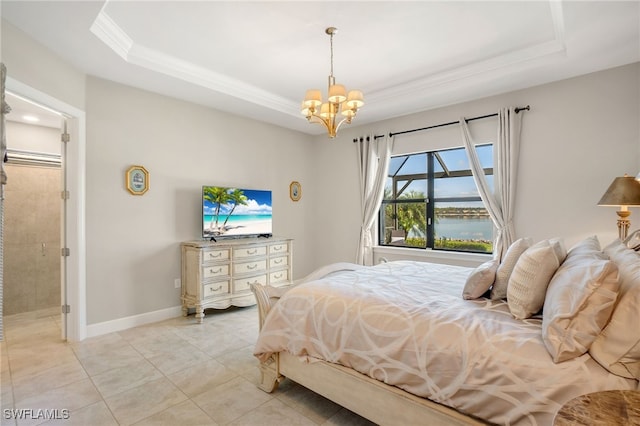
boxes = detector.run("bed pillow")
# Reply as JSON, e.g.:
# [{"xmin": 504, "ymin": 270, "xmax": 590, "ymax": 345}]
[
  {"xmin": 589, "ymin": 240, "xmax": 640, "ymax": 379},
  {"xmin": 507, "ymin": 241, "xmax": 560, "ymax": 319},
  {"xmin": 542, "ymin": 256, "xmax": 619, "ymax": 363},
  {"xmin": 491, "ymin": 237, "xmax": 533, "ymax": 300},
  {"xmin": 567, "ymin": 235, "xmax": 606, "ymax": 259},
  {"xmin": 462, "ymin": 259, "xmax": 499, "ymax": 300}
]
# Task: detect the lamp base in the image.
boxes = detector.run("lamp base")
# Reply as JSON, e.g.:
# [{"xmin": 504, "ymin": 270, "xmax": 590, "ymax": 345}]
[{"xmin": 616, "ymin": 210, "xmax": 631, "ymax": 240}]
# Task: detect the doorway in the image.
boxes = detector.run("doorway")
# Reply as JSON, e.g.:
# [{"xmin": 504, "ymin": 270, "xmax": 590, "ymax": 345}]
[{"xmin": 4, "ymin": 78, "xmax": 87, "ymax": 341}]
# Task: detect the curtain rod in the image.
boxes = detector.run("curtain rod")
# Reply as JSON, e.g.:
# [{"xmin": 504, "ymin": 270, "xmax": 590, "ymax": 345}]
[{"xmin": 353, "ymin": 105, "xmax": 530, "ymax": 142}]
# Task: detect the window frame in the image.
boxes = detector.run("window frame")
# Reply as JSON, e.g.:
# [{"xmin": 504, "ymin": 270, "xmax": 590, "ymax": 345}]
[{"xmin": 379, "ymin": 144, "xmax": 494, "ymax": 254}]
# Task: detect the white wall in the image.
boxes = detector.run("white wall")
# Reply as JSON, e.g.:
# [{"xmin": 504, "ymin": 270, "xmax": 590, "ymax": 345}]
[
  {"xmin": 85, "ymin": 77, "xmax": 314, "ymax": 324},
  {"xmin": 310, "ymin": 63, "xmax": 640, "ymax": 267},
  {"xmin": 5, "ymin": 121, "xmax": 60, "ymax": 154}
]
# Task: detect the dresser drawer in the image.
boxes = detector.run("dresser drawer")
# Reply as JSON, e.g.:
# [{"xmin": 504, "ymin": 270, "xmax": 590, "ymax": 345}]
[
  {"xmin": 234, "ymin": 259, "xmax": 267, "ymax": 275},
  {"xmin": 203, "ymin": 281, "xmax": 230, "ymax": 298},
  {"xmin": 269, "ymin": 256, "xmax": 288, "ymax": 269},
  {"xmin": 269, "ymin": 243, "xmax": 289, "ymax": 255},
  {"xmin": 234, "ymin": 274, "xmax": 267, "ymax": 293},
  {"xmin": 269, "ymin": 269, "xmax": 289, "ymax": 285},
  {"xmin": 234, "ymin": 246, "xmax": 267, "ymax": 259},
  {"xmin": 202, "ymin": 249, "xmax": 230, "ymax": 263},
  {"xmin": 202, "ymin": 264, "xmax": 229, "ymax": 279}
]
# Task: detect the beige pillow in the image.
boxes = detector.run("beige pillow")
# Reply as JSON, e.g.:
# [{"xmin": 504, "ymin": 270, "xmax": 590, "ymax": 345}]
[
  {"xmin": 567, "ymin": 235, "xmax": 606, "ymax": 260},
  {"xmin": 462, "ymin": 259, "xmax": 499, "ymax": 300},
  {"xmin": 491, "ymin": 237, "xmax": 533, "ymax": 300},
  {"xmin": 507, "ymin": 242, "xmax": 560, "ymax": 319},
  {"xmin": 589, "ymin": 240, "xmax": 640, "ymax": 379},
  {"xmin": 542, "ymin": 257, "xmax": 619, "ymax": 363},
  {"xmin": 548, "ymin": 237, "xmax": 567, "ymax": 264}
]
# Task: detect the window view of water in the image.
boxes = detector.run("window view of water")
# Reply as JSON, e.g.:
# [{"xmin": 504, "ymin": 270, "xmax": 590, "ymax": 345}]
[{"xmin": 435, "ymin": 217, "xmax": 493, "ymax": 241}]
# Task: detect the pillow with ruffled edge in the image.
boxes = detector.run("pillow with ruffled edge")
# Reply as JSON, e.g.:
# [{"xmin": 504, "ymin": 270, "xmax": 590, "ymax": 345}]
[
  {"xmin": 589, "ymin": 239, "xmax": 640, "ymax": 379},
  {"xmin": 462, "ymin": 259, "xmax": 499, "ymax": 300},
  {"xmin": 490, "ymin": 237, "xmax": 533, "ymax": 300},
  {"xmin": 507, "ymin": 241, "xmax": 560, "ymax": 319},
  {"xmin": 542, "ymin": 256, "xmax": 619, "ymax": 363}
]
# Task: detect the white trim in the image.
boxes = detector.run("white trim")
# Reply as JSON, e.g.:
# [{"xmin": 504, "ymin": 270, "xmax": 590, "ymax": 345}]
[
  {"xmin": 6, "ymin": 77, "xmax": 87, "ymax": 342},
  {"xmin": 374, "ymin": 246, "xmax": 491, "ymax": 268},
  {"xmin": 86, "ymin": 305, "xmax": 184, "ymax": 338}
]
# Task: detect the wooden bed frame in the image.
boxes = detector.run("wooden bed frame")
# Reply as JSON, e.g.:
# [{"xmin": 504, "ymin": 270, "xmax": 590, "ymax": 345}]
[{"xmin": 250, "ymin": 283, "xmax": 488, "ymax": 426}]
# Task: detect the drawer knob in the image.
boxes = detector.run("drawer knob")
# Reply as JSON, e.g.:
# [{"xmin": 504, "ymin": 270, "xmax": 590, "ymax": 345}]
[
  {"xmin": 209, "ymin": 285, "xmax": 222, "ymax": 292},
  {"xmin": 247, "ymin": 249, "xmax": 257, "ymax": 255},
  {"xmin": 246, "ymin": 264, "xmax": 257, "ymax": 270},
  {"xmin": 273, "ymin": 246, "xmax": 282, "ymax": 251},
  {"xmin": 209, "ymin": 252, "xmax": 222, "ymax": 258},
  {"xmin": 210, "ymin": 267, "xmax": 222, "ymax": 274},
  {"xmin": 274, "ymin": 259, "xmax": 283, "ymax": 264},
  {"xmin": 274, "ymin": 273, "xmax": 283, "ymax": 279}
]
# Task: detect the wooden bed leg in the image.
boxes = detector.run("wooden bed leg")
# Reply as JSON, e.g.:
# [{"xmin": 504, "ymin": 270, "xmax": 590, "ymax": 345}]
[{"xmin": 257, "ymin": 353, "xmax": 282, "ymax": 393}]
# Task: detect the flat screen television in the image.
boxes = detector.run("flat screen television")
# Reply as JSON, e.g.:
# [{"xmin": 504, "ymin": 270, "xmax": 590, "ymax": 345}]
[{"xmin": 202, "ymin": 186, "xmax": 272, "ymax": 240}]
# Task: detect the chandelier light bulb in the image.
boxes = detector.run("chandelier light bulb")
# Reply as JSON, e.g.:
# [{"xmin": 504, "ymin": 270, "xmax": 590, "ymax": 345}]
[{"xmin": 301, "ymin": 26, "xmax": 364, "ymax": 138}]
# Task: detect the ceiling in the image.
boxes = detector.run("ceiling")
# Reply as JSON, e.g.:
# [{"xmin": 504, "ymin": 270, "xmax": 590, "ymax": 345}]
[{"xmin": 2, "ymin": 1, "xmax": 639, "ymax": 134}]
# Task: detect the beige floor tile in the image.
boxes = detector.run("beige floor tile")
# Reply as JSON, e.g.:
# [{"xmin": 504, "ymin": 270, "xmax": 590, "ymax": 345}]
[
  {"xmin": 277, "ymin": 382, "xmax": 343, "ymax": 424},
  {"xmin": 76, "ymin": 344, "xmax": 144, "ymax": 377},
  {"xmin": 145, "ymin": 343, "xmax": 212, "ymax": 376},
  {"xmin": 321, "ymin": 408, "xmax": 378, "ymax": 426},
  {"xmin": 40, "ymin": 401, "xmax": 118, "ymax": 426},
  {"xmin": 131, "ymin": 400, "xmax": 217, "ymax": 426},
  {"xmin": 90, "ymin": 358, "xmax": 164, "ymax": 398},
  {"xmin": 11, "ymin": 359, "xmax": 88, "ymax": 402},
  {"xmin": 13, "ymin": 379, "xmax": 101, "ymax": 426},
  {"xmin": 215, "ymin": 344, "xmax": 260, "ymax": 375},
  {"xmin": 166, "ymin": 359, "xmax": 238, "ymax": 398},
  {"xmin": 192, "ymin": 376, "xmax": 272, "ymax": 424},
  {"xmin": 103, "ymin": 377, "xmax": 187, "ymax": 426},
  {"xmin": 228, "ymin": 397, "xmax": 317, "ymax": 426}
]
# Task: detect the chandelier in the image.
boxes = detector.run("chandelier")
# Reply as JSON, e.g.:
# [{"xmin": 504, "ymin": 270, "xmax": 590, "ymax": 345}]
[{"xmin": 301, "ymin": 27, "xmax": 364, "ymax": 138}]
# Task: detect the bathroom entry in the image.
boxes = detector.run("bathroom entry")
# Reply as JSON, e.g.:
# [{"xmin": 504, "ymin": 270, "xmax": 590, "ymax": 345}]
[{"xmin": 3, "ymin": 92, "xmax": 67, "ymax": 337}]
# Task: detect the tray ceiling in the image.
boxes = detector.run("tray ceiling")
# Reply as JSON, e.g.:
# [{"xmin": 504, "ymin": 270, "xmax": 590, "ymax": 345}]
[{"xmin": 2, "ymin": 1, "xmax": 639, "ymax": 134}]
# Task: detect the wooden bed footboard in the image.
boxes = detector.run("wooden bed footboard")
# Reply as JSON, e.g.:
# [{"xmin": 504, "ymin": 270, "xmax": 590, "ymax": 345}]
[{"xmin": 249, "ymin": 282, "xmax": 489, "ymax": 425}]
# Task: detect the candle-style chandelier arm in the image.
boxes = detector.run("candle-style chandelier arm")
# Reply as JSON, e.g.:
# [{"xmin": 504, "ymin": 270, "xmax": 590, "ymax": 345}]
[{"xmin": 300, "ymin": 27, "xmax": 364, "ymax": 138}]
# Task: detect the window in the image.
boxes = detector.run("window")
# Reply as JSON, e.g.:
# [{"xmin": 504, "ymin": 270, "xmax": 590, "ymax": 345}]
[{"xmin": 379, "ymin": 145, "xmax": 494, "ymax": 253}]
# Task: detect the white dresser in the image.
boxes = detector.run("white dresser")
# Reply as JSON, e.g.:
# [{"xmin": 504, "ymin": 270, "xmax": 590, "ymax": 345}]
[{"xmin": 181, "ymin": 237, "xmax": 293, "ymax": 323}]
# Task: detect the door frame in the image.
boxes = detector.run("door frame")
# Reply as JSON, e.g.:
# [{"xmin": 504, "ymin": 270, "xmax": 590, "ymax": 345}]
[{"xmin": 7, "ymin": 77, "xmax": 87, "ymax": 341}]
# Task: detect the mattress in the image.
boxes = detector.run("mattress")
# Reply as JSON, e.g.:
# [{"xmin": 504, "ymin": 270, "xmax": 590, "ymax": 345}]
[{"xmin": 254, "ymin": 260, "xmax": 637, "ymax": 425}]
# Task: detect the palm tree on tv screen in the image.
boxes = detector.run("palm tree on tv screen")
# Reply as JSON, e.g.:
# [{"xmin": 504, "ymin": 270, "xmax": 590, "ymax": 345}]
[
  {"xmin": 222, "ymin": 189, "xmax": 248, "ymax": 229},
  {"xmin": 204, "ymin": 186, "xmax": 231, "ymax": 233}
]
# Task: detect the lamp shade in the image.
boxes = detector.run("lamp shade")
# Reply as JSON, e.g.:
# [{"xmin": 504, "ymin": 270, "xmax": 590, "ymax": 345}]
[{"xmin": 597, "ymin": 175, "xmax": 640, "ymax": 206}]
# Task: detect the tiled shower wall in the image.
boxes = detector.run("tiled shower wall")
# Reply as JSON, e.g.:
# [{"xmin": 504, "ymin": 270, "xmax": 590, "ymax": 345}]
[{"xmin": 3, "ymin": 164, "xmax": 61, "ymax": 315}]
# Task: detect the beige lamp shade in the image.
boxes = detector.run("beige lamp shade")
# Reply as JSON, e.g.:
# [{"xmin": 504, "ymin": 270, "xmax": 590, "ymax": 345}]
[
  {"xmin": 346, "ymin": 90, "xmax": 364, "ymax": 108},
  {"xmin": 597, "ymin": 175, "xmax": 640, "ymax": 207},
  {"xmin": 303, "ymin": 90, "xmax": 322, "ymax": 108},
  {"xmin": 328, "ymin": 84, "xmax": 347, "ymax": 103}
]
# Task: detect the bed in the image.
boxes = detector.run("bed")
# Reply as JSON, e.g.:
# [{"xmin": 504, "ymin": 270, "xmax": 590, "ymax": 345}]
[{"xmin": 251, "ymin": 237, "xmax": 640, "ymax": 425}]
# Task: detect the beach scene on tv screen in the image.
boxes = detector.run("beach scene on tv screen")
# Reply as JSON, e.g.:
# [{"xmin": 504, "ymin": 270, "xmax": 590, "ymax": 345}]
[{"xmin": 203, "ymin": 186, "xmax": 272, "ymax": 238}]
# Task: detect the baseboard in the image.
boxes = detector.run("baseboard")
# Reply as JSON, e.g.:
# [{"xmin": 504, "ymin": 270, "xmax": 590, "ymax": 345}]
[{"xmin": 86, "ymin": 305, "xmax": 183, "ymax": 338}]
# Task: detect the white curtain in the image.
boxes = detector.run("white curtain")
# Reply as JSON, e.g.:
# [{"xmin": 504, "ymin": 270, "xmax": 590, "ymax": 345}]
[
  {"xmin": 356, "ymin": 134, "xmax": 394, "ymax": 265},
  {"xmin": 460, "ymin": 107, "xmax": 522, "ymax": 261}
]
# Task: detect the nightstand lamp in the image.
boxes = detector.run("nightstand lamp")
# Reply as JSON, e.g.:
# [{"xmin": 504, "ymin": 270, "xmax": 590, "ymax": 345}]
[{"xmin": 598, "ymin": 174, "xmax": 640, "ymax": 240}]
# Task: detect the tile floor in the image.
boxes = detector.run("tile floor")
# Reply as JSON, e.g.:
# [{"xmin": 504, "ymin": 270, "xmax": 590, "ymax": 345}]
[{"xmin": 1, "ymin": 306, "xmax": 375, "ymax": 426}]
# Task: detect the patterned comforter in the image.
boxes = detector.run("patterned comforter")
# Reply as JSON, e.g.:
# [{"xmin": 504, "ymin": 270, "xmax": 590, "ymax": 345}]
[{"xmin": 254, "ymin": 261, "xmax": 637, "ymax": 425}]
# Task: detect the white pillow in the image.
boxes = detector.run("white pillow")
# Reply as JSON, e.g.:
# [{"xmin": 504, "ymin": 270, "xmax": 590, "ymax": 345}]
[
  {"xmin": 490, "ymin": 237, "xmax": 533, "ymax": 300},
  {"xmin": 589, "ymin": 240, "xmax": 640, "ymax": 379},
  {"xmin": 567, "ymin": 235, "xmax": 606, "ymax": 259},
  {"xmin": 542, "ymin": 257, "xmax": 619, "ymax": 363},
  {"xmin": 507, "ymin": 242, "xmax": 560, "ymax": 319},
  {"xmin": 462, "ymin": 259, "xmax": 499, "ymax": 300}
]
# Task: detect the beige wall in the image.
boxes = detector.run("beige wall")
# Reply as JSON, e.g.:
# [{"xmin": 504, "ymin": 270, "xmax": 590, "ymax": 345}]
[
  {"xmin": 309, "ymin": 63, "xmax": 640, "ymax": 267},
  {"xmin": 3, "ymin": 164, "xmax": 61, "ymax": 315},
  {"xmin": 84, "ymin": 77, "xmax": 314, "ymax": 324}
]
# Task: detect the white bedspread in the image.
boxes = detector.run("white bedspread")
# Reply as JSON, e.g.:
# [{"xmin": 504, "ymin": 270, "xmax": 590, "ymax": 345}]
[{"xmin": 254, "ymin": 261, "xmax": 637, "ymax": 425}]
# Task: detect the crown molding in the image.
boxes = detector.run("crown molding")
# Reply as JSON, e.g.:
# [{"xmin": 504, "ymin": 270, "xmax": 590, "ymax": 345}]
[{"xmin": 90, "ymin": 7, "xmax": 299, "ymax": 117}]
